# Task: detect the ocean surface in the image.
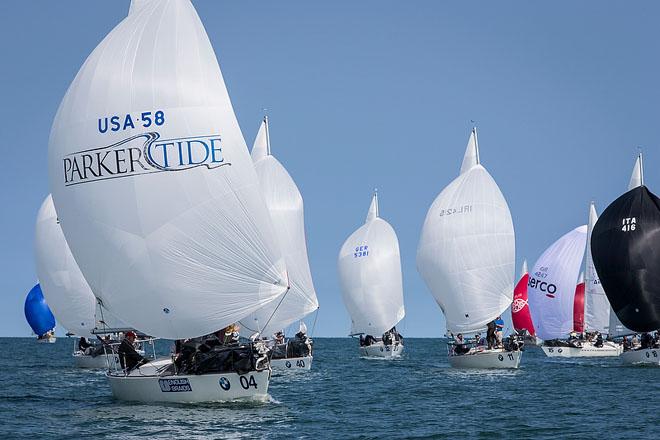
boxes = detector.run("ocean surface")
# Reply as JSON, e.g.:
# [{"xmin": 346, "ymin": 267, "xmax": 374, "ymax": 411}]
[{"xmin": 0, "ymin": 337, "xmax": 657, "ymax": 439}]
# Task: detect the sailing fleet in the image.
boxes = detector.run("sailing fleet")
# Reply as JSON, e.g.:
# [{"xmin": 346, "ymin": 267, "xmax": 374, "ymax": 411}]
[{"xmin": 20, "ymin": 0, "xmax": 659, "ymax": 404}]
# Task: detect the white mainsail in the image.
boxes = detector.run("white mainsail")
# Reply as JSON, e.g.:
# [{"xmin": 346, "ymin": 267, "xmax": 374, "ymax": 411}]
[
  {"xmin": 34, "ymin": 195, "xmax": 96, "ymax": 337},
  {"xmin": 528, "ymin": 226, "xmax": 587, "ymax": 340},
  {"xmin": 417, "ymin": 128, "xmax": 515, "ymax": 334},
  {"xmin": 48, "ymin": 0, "xmax": 288, "ymax": 339},
  {"xmin": 583, "ymin": 203, "xmax": 610, "ymax": 333},
  {"xmin": 240, "ymin": 117, "xmax": 319, "ymax": 336},
  {"xmin": 339, "ymin": 192, "xmax": 405, "ymax": 336}
]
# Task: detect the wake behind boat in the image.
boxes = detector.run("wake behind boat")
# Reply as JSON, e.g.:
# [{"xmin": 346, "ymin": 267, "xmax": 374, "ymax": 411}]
[
  {"xmin": 339, "ymin": 191, "xmax": 406, "ymax": 358},
  {"xmin": 417, "ymin": 127, "xmax": 522, "ymax": 369}
]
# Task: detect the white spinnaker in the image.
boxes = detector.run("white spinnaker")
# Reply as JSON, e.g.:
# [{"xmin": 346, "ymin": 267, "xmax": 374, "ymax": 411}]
[
  {"xmin": 48, "ymin": 0, "xmax": 287, "ymax": 339},
  {"xmin": 528, "ymin": 226, "xmax": 587, "ymax": 340},
  {"xmin": 240, "ymin": 119, "xmax": 318, "ymax": 336},
  {"xmin": 339, "ymin": 194, "xmax": 405, "ymax": 336},
  {"xmin": 584, "ymin": 203, "xmax": 610, "ymax": 333},
  {"xmin": 417, "ymin": 129, "xmax": 515, "ymax": 334},
  {"xmin": 34, "ymin": 195, "xmax": 96, "ymax": 337}
]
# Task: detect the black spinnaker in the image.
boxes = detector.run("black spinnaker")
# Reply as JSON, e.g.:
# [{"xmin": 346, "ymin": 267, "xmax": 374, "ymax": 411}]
[{"xmin": 591, "ymin": 186, "xmax": 660, "ymax": 332}]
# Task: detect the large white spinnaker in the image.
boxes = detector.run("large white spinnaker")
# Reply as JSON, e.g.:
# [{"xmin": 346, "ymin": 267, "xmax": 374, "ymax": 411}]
[
  {"xmin": 48, "ymin": 0, "xmax": 288, "ymax": 340},
  {"xmin": 34, "ymin": 195, "xmax": 96, "ymax": 337},
  {"xmin": 339, "ymin": 192, "xmax": 405, "ymax": 336},
  {"xmin": 417, "ymin": 128, "xmax": 515, "ymax": 334},
  {"xmin": 528, "ymin": 226, "xmax": 587, "ymax": 340},
  {"xmin": 583, "ymin": 203, "xmax": 610, "ymax": 333},
  {"xmin": 240, "ymin": 117, "xmax": 319, "ymax": 336}
]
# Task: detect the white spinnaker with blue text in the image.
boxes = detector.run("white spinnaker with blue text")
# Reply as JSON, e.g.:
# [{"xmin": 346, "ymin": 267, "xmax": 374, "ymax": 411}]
[
  {"xmin": 416, "ymin": 129, "xmax": 515, "ymax": 335},
  {"xmin": 338, "ymin": 193, "xmax": 405, "ymax": 336},
  {"xmin": 528, "ymin": 226, "xmax": 587, "ymax": 340},
  {"xmin": 34, "ymin": 195, "xmax": 96, "ymax": 338},
  {"xmin": 584, "ymin": 203, "xmax": 610, "ymax": 333},
  {"xmin": 48, "ymin": 0, "xmax": 287, "ymax": 339},
  {"xmin": 239, "ymin": 118, "xmax": 319, "ymax": 336}
]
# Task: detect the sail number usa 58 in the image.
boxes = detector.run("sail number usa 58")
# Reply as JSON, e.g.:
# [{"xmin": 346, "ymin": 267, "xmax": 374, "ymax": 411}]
[{"xmin": 98, "ymin": 110, "xmax": 165, "ymax": 134}]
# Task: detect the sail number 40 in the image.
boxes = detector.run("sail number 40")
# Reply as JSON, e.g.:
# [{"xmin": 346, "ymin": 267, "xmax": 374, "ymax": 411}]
[{"xmin": 621, "ymin": 217, "xmax": 636, "ymax": 232}]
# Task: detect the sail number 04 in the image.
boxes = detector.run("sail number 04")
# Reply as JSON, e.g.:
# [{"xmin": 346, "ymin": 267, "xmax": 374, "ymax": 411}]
[{"xmin": 98, "ymin": 110, "xmax": 165, "ymax": 134}]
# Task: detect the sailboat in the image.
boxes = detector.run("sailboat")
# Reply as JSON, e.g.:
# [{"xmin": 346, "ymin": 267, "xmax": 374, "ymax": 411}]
[
  {"xmin": 591, "ymin": 153, "xmax": 660, "ymax": 366},
  {"xmin": 24, "ymin": 284, "xmax": 56, "ymax": 343},
  {"xmin": 417, "ymin": 128, "xmax": 522, "ymax": 368},
  {"xmin": 529, "ymin": 205, "xmax": 622, "ymax": 358},
  {"xmin": 511, "ymin": 259, "xmax": 538, "ymax": 344},
  {"xmin": 338, "ymin": 191, "xmax": 405, "ymax": 358},
  {"xmin": 35, "ymin": 194, "xmax": 142, "ymax": 369},
  {"xmin": 240, "ymin": 116, "xmax": 319, "ymax": 371},
  {"xmin": 48, "ymin": 0, "xmax": 289, "ymax": 402}
]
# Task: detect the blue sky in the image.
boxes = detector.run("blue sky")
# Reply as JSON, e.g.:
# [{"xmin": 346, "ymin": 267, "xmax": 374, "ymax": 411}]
[{"xmin": 1, "ymin": 1, "xmax": 658, "ymax": 337}]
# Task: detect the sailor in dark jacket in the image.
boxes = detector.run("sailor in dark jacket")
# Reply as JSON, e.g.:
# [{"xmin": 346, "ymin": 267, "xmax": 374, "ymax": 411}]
[{"xmin": 118, "ymin": 331, "xmax": 145, "ymax": 371}]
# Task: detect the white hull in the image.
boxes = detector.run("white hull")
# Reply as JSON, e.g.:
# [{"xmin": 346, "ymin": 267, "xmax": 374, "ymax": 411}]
[
  {"xmin": 37, "ymin": 337, "xmax": 56, "ymax": 343},
  {"xmin": 73, "ymin": 352, "xmax": 120, "ymax": 369},
  {"xmin": 108, "ymin": 358, "xmax": 271, "ymax": 403},
  {"xmin": 542, "ymin": 341, "xmax": 622, "ymax": 358},
  {"xmin": 359, "ymin": 342, "xmax": 404, "ymax": 358},
  {"xmin": 448, "ymin": 349, "xmax": 522, "ymax": 369},
  {"xmin": 621, "ymin": 348, "xmax": 660, "ymax": 366},
  {"xmin": 270, "ymin": 356, "xmax": 313, "ymax": 371}
]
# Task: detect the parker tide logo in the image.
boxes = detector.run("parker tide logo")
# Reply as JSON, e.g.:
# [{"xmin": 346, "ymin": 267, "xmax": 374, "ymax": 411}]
[{"xmin": 62, "ymin": 132, "xmax": 230, "ymax": 186}]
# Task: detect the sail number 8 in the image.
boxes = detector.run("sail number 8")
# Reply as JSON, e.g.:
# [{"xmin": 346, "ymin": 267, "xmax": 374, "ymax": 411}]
[
  {"xmin": 354, "ymin": 245, "xmax": 369, "ymax": 258},
  {"xmin": 621, "ymin": 217, "xmax": 636, "ymax": 232}
]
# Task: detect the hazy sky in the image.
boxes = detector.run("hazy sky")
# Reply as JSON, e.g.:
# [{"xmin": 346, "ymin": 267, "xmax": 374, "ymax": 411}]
[{"xmin": 1, "ymin": 1, "xmax": 658, "ymax": 337}]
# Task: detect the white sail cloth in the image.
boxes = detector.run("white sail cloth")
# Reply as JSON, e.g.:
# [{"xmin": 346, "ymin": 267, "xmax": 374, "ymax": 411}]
[
  {"xmin": 48, "ymin": 0, "xmax": 287, "ymax": 339},
  {"xmin": 584, "ymin": 203, "xmax": 610, "ymax": 333},
  {"xmin": 240, "ymin": 119, "xmax": 318, "ymax": 336},
  {"xmin": 528, "ymin": 226, "xmax": 587, "ymax": 340},
  {"xmin": 34, "ymin": 195, "xmax": 96, "ymax": 337},
  {"xmin": 417, "ymin": 130, "xmax": 515, "ymax": 335},
  {"xmin": 339, "ymin": 194, "xmax": 405, "ymax": 336}
]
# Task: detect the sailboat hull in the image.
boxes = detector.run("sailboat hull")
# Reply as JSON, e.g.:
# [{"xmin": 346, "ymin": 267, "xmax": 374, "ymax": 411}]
[
  {"xmin": 74, "ymin": 352, "xmax": 119, "ymax": 369},
  {"xmin": 36, "ymin": 336, "xmax": 56, "ymax": 344},
  {"xmin": 621, "ymin": 348, "xmax": 660, "ymax": 366},
  {"xmin": 108, "ymin": 358, "xmax": 271, "ymax": 403},
  {"xmin": 541, "ymin": 341, "xmax": 621, "ymax": 358},
  {"xmin": 270, "ymin": 356, "xmax": 313, "ymax": 371},
  {"xmin": 448, "ymin": 349, "xmax": 522, "ymax": 369},
  {"xmin": 359, "ymin": 341, "xmax": 404, "ymax": 358}
]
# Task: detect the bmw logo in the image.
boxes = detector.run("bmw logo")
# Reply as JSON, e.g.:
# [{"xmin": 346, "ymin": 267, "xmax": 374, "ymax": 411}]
[
  {"xmin": 219, "ymin": 377, "xmax": 230, "ymax": 390},
  {"xmin": 498, "ymin": 354, "xmax": 504, "ymax": 361},
  {"xmin": 285, "ymin": 361, "xmax": 291, "ymax": 368},
  {"xmin": 558, "ymin": 348, "xmax": 563, "ymax": 353}
]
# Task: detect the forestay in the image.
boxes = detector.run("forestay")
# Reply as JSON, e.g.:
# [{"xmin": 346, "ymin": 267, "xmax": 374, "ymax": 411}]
[
  {"xmin": 528, "ymin": 226, "xmax": 587, "ymax": 340},
  {"xmin": 417, "ymin": 128, "xmax": 515, "ymax": 334},
  {"xmin": 48, "ymin": 0, "xmax": 287, "ymax": 339},
  {"xmin": 34, "ymin": 195, "xmax": 96, "ymax": 337},
  {"xmin": 240, "ymin": 118, "xmax": 318, "ymax": 336},
  {"xmin": 339, "ymin": 193, "xmax": 405, "ymax": 336},
  {"xmin": 583, "ymin": 203, "xmax": 610, "ymax": 333}
]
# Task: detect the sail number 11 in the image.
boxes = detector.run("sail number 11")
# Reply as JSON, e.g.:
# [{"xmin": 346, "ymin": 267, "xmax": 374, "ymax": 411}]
[{"xmin": 621, "ymin": 217, "xmax": 636, "ymax": 232}]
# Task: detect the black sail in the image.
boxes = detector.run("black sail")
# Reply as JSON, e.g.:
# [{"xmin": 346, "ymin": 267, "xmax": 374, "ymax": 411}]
[{"xmin": 591, "ymin": 186, "xmax": 660, "ymax": 332}]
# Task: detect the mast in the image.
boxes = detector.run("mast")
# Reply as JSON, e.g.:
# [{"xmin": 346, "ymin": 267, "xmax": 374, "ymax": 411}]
[
  {"xmin": 473, "ymin": 126, "xmax": 480, "ymax": 165},
  {"xmin": 264, "ymin": 115, "xmax": 271, "ymax": 156}
]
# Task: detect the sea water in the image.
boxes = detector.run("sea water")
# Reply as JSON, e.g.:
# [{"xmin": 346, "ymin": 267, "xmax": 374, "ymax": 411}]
[{"xmin": 0, "ymin": 338, "xmax": 656, "ymax": 439}]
